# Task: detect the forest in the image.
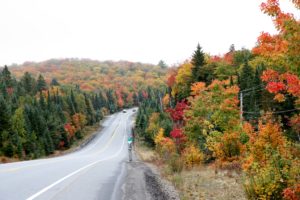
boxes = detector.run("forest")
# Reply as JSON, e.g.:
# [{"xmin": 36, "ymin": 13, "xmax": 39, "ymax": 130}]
[
  {"xmin": 10, "ymin": 59, "xmax": 167, "ymax": 93},
  {"xmin": 136, "ymin": 0, "xmax": 300, "ymax": 199},
  {"xmin": 0, "ymin": 60, "xmax": 167, "ymax": 160}
]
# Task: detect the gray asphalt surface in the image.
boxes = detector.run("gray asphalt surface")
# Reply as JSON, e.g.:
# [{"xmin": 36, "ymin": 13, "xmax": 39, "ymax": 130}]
[{"xmin": 0, "ymin": 109, "xmax": 135, "ymax": 200}]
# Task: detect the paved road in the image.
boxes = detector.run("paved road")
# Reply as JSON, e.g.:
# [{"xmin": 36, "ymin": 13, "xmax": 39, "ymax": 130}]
[{"xmin": 0, "ymin": 109, "xmax": 136, "ymax": 200}]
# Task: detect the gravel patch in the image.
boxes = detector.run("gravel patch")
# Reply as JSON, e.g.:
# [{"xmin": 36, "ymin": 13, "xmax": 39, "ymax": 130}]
[{"xmin": 122, "ymin": 152, "xmax": 180, "ymax": 200}]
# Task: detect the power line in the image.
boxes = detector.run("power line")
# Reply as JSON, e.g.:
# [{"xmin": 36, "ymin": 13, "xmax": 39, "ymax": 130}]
[
  {"xmin": 242, "ymin": 87, "xmax": 266, "ymax": 97},
  {"xmin": 240, "ymin": 84, "xmax": 266, "ymax": 93},
  {"xmin": 242, "ymin": 108, "xmax": 300, "ymax": 115}
]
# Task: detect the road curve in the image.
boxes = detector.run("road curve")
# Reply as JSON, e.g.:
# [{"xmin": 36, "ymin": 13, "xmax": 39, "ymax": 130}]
[{"xmin": 0, "ymin": 109, "xmax": 136, "ymax": 200}]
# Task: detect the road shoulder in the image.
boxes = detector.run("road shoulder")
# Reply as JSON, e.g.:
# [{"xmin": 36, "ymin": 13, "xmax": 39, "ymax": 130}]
[{"xmin": 121, "ymin": 146, "xmax": 180, "ymax": 200}]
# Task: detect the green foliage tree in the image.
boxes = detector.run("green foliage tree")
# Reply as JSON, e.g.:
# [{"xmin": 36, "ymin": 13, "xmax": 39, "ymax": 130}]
[{"xmin": 11, "ymin": 107, "xmax": 27, "ymax": 158}]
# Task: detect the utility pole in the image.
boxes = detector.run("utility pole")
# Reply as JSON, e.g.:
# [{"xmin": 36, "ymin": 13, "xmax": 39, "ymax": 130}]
[{"xmin": 240, "ymin": 92, "xmax": 243, "ymax": 122}]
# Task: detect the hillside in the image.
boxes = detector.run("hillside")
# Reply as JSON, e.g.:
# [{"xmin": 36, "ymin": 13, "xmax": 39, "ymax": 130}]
[{"xmin": 9, "ymin": 59, "xmax": 168, "ymax": 92}]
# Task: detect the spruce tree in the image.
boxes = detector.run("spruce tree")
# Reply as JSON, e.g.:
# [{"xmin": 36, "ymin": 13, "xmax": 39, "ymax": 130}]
[
  {"xmin": 239, "ymin": 61, "xmax": 254, "ymax": 92},
  {"xmin": 239, "ymin": 61, "xmax": 254, "ymax": 120},
  {"xmin": 21, "ymin": 72, "xmax": 36, "ymax": 94},
  {"xmin": 36, "ymin": 74, "xmax": 47, "ymax": 92},
  {"xmin": 84, "ymin": 94, "xmax": 96, "ymax": 125},
  {"xmin": 0, "ymin": 95, "xmax": 11, "ymax": 149},
  {"xmin": 1, "ymin": 65, "xmax": 13, "ymax": 87},
  {"xmin": 191, "ymin": 43, "xmax": 205, "ymax": 82},
  {"xmin": 70, "ymin": 90, "xmax": 78, "ymax": 113}
]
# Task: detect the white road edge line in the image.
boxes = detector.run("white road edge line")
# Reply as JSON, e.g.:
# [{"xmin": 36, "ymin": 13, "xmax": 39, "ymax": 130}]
[
  {"xmin": 0, "ymin": 114, "xmax": 121, "ymax": 173},
  {"xmin": 26, "ymin": 133, "xmax": 126, "ymax": 200}
]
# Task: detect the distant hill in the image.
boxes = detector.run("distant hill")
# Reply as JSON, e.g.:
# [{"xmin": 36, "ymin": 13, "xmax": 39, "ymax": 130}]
[{"xmin": 9, "ymin": 58, "xmax": 168, "ymax": 92}]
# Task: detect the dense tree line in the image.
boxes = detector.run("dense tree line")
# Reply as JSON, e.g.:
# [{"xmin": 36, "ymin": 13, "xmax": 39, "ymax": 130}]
[
  {"xmin": 136, "ymin": 34, "xmax": 299, "ymax": 200},
  {"xmin": 0, "ymin": 66, "xmax": 144, "ymax": 159}
]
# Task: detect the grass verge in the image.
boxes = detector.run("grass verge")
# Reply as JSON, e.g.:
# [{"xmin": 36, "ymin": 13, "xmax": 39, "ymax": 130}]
[{"xmin": 135, "ymin": 138, "xmax": 247, "ymax": 200}]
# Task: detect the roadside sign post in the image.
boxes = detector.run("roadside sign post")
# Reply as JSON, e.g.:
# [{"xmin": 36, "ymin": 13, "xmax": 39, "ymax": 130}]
[
  {"xmin": 128, "ymin": 137, "xmax": 133, "ymax": 161},
  {"xmin": 128, "ymin": 137, "xmax": 133, "ymax": 144}
]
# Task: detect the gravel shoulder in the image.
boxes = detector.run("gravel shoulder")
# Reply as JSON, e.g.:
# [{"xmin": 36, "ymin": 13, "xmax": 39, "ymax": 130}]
[{"xmin": 121, "ymin": 148, "xmax": 180, "ymax": 200}]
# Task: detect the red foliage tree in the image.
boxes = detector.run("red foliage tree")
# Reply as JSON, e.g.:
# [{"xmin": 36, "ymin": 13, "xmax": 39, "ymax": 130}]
[
  {"xmin": 261, "ymin": 69, "xmax": 300, "ymax": 98},
  {"xmin": 166, "ymin": 101, "xmax": 188, "ymax": 124},
  {"xmin": 170, "ymin": 128, "xmax": 186, "ymax": 152}
]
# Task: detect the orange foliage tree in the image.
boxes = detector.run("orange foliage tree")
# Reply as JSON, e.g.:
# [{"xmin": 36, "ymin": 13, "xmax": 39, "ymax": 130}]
[
  {"xmin": 253, "ymin": 0, "xmax": 300, "ymax": 74},
  {"xmin": 242, "ymin": 116, "xmax": 300, "ymax": 199}
]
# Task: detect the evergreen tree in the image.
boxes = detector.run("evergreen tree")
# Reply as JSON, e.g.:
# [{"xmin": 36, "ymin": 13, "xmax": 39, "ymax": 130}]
[
  {"xmin": 50, "ymin": 78, "xmax": 60, "ymax": 86},
  {"xmin": 158, "ymin": 60, "xmax": 167, "ymax": 69},
  {"xmin": 191, "ymin": 43, "xmax": 205, "ymax": 82},
  {"xmin": 67, "ymin": 95, "xmax": 76, "ymax": 115},
  {"xmin": 70, "ymin": 90, "xmax": 78, "ymax": 113},
  {"xmin": 239, "ymin": 61, "xmax": 255, "ymax": 120},
  {"xmin": 84, "ymin": 94, "xmax": 96, "ymax": 125},
  {"xmin": 39, "ymin": 92, "xmax": 46, "ymax": 110},
  {"xmin": 239, "ymin": 61, "xmax": 254, "ymax": 91},
  {"xmin": 36, "ymin": 74, "xmax": 47, "ymax": 92},
  {"xmin": 21, "ymin": 72, "xmax": 36, "ymax": 94},
  {"xmin": 1, "ymin": 65, "xmax": 13, "ymax": 87},
  {"xmin": 0, "ymin": 95, "xmax": 11, "ymax": 149}
]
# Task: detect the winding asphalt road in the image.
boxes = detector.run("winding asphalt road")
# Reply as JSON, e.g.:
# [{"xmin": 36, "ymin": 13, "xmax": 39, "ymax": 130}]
[{"xmin": 0, "ymin": 109, "xmax": 136, "ymax": 200}]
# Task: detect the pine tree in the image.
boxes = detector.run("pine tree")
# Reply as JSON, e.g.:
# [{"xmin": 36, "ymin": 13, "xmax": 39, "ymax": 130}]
[
  {"xmin": 36, "ymin": 74, "xmax": 47, "ymax": 92},
  {"xmin": 1, "ymin": 65, "xmax": 13, "ymax": 87},
  {"xmin": 70, "ymin": 90, "xmax": 78, "ymax": 113},
  {"xmin": 21, "ymin": 72, "xmax": 36, "ymax": 94},
  {"xmin": 39, "ymin": 92, "xmax": 46, "ymax": 110},
  {"xmin": 191, "ymin": 43, "xmax": 205, "ymax": 82},
  {"xmin": 84, "ymin": 94, "xmax": 96, "ymax": 125},
  {"xmin": 0, "ymin": 95, "xmax": 11, "ymax": 149},
  {"xmin": 67, "ymin": 96, "xmax": 76, "ymax": 115}
]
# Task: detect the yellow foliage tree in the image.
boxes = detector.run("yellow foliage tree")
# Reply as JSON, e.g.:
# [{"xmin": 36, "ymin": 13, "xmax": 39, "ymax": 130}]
[{"xmin": 181, "ymin": 144, "xmax": 204, "ymax": 168}]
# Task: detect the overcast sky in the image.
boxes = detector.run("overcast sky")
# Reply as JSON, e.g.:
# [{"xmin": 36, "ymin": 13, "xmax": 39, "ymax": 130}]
[{"xmin": 0, "ymin": 0, "xmax": 298, "ymax": 66}]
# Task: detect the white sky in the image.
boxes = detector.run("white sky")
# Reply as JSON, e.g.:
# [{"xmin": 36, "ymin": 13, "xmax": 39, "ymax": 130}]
[{"xmin": 0, "ymin": 0, "xmax": 298, "ymax": 66}]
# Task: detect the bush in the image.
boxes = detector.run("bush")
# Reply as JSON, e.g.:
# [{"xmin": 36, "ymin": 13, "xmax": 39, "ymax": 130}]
[
  {"xmin": 242, "ymin": 119, "xmax": 300, "ymax": 199},
  {"xmin": 181, "ymin": 144, "xmax": 204, "ymax": 169},
  {"xmin": 207, "ymin": 131, "xmax": 244, "ymax": 168},
  {"xmin": 283, "ymin": 184, "xmax": 300, "ymax": 200},
  {"xmin": 244, "ymin": 148, "xmax": 300, "ymax": 200},
  {"xmin": 154, "ymin": 128, "xmax": 176, "ymax": 161}
]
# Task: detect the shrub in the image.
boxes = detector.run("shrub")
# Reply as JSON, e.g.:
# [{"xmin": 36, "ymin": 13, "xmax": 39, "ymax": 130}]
[
  {"xmin": 154, "ymin": 128, "xmax": 176, "ymax": 161},
  {"xmin": 283, "ymin": 184, "xmax": 300, "ymax": 200},
  {"xmin": 181, "ymin": 144, "xmax": 204, "ymax": 169},
  {"xmin": 244, "ymin": 151, "xmax": 290, "ymax": 200},
  {"xmin": 207, "ymin": 131, "xmax": 244, "ymax": 169},
  {"xmin": 243, "ymin": 118, "xmax": 300, "ymax": 199}
]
